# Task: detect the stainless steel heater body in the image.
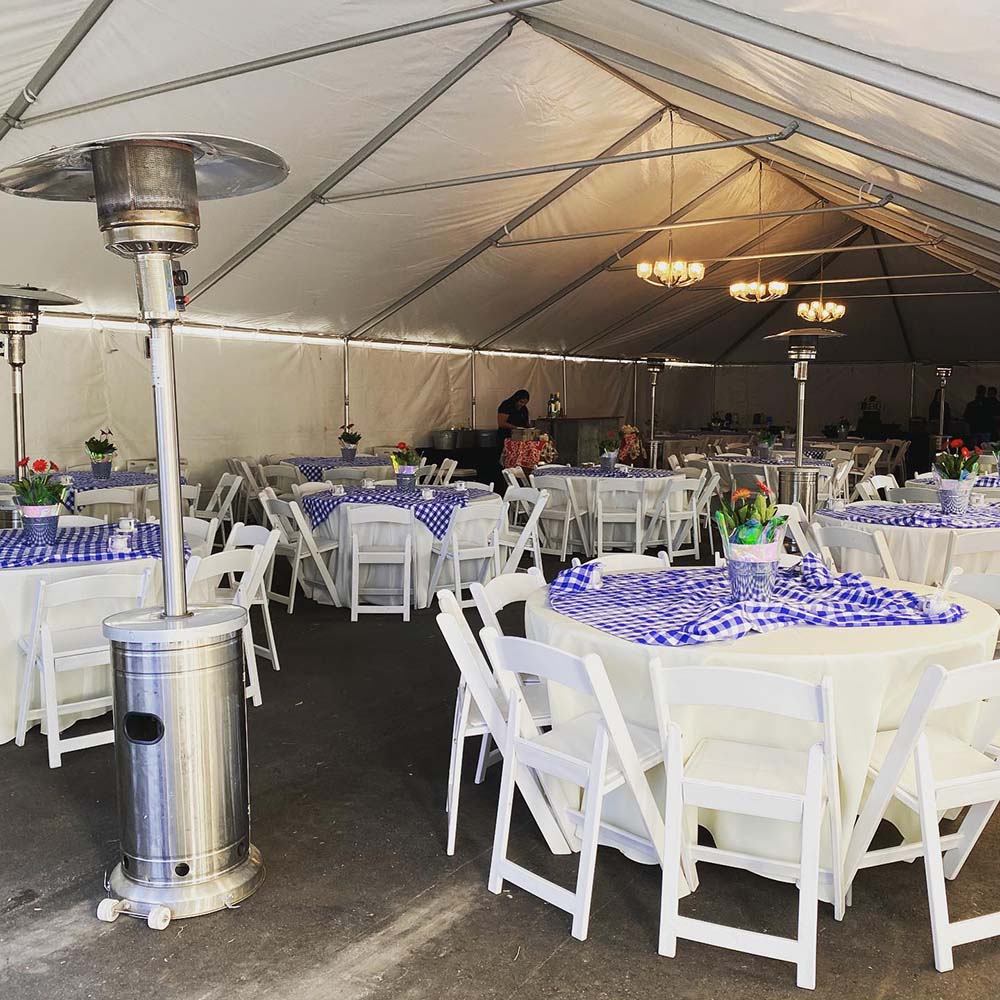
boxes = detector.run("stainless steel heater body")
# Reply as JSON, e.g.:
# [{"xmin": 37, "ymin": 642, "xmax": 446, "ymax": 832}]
[
  {"xmin": 0, "ymin": 134, "xmax": 287, "ymax": 930},
  {"xmin": 934, "ymin": 366, "xmax": 952, "ymax": 459},
  {"xmin": 646, "ymin": 359, "xmax": 665, "ymax": 470},
  {"xmin": 764, "ymin": 328, "xmax": 845, "ymax": 517}
]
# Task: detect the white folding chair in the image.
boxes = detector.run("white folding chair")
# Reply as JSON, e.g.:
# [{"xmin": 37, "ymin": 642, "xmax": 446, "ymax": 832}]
[
  {"xmin": 291, "ymin": 480, "xmax": 333, "ymax": 499},
  {"xmin": 183, "ymin": 515, "xmax": 219, "ymax": 557},
  {"xmin": 531, "ymin": 476, "xmax": 590, "ymax": 560},
  {"xmin": 645, "ymin": 477, "xmax": 701, "ymax": 561},
  {"xmin": 415, "ymin": 464, "xmax": 438, "ymax": 485},
  {"xmin": 811, "ymin": 521, "xmax": 899, "ymax": 580},
  {"xmin": 259, "ymin": 463, "xmax": 302, "ymax": 499},
  {"xmin": 667, "ymin": 454, "xmax": 681, "ymax": 471},
  {"xmin": 651, "ymin": 664, "xmax": 843, "ymax": 990},
  {"xmin": 195, "ymin": 473, "xmax": 242, "ymax": 540},
  {"xmin": 594, "ymin": 478, "xmax": 645, "ymax": 558},
  {"xmin": 850, "ymin": 446, "xmax": 883, "ymax": 488},
  {"xmin": 74, "ymin": 487, "xmax": 142, "ymax": 518},
  {"xmin": 843, "ymin": 661, "xmax": 1000, "ymax": 973},
  {"xmin": 577, "ymin": 552, "xmax": 670, "ymax": 572},
  {"xmin": 820, "ymin": 460, "xmax": 853, "ymax": 504},
  {"xmin": 886, "ymin": 486, "xmax": 938, "ymax": 504},
  {"xmin": 889, "ymin": 440, "xmax": 911, "ymax": 480},
  {"xmin": 428, "ymin": 500, "xmax": 503, "ymax": 607},
  {"xmin": 502, "ymin": 467, "xmax": 525, "ymax": 493},
  {"xmin": 854, "ymin": 480, "xmax": 878, "ymax": 501},
  {"xmin": 496, "ymin": 488, "xmax": 547, "ymax": 574},
  {"xmin": 58, "ymin": 514, "xmax": 106, "ymax": 527},
  {"xmin": 224, "ymin": 524, "xmax": 283, "ymax": 673},
  {"xmin": 434, "ymin": 458, "xmax": 458, "ymax": 485},
  {"xmin": 347, "ymin": 505, "xmax": 413, "ymax": 621},
  {"xmin": 774, "ymin": 502, "xmax": 818, "ymax": 559},
  {"xmin": 436, "ymin": 608, "xmax": 571, "ymax": 858},
  {"xmin": 15, "ymin": 571, "xmax": 151, "ymax": 768},
  {"xmin": 126, "ymin": 457, "xmax": 156, "ymax": 472},
  {"xmin": 869, "ymin": 473, "xmax": 900, "ymax": 495},
  {"xmin": 482, "ymin": 630, "xmax": 665, "ymax": 941},
  {"xmin": 185, "ymin": 544, "xmax": 269, "ymax": 706},
  {"xmin": 941, "ymin": 528, "xmax": 1000, "ymax": 603}
]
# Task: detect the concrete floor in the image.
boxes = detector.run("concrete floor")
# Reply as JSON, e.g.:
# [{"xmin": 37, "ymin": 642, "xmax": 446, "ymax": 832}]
[{"xmin": 3, "ymin": 562, "xmax": 1000, "ymax": 999}]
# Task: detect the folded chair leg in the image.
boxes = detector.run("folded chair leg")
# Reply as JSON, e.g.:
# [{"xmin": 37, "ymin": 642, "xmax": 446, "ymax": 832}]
[{"xmin": 474, "ymin": 733, "xmax": 492, "ymax": 784}]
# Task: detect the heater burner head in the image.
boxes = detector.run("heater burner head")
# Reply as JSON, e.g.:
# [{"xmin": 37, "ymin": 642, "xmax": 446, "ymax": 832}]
[
  {"xmin": 0, "ymin": 284, "xmax": 81, "ymax": 334},
  {"xmin": 763, "ymin": 326, "xmax": 844, "ymax": 361},
  {"xmin": 0, "ymin": 133, "xmax": 288, "ymax": 257}
]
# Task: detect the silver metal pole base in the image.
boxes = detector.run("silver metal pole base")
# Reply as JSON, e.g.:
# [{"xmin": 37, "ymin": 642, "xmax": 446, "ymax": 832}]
[
  {"xmin": 778, "ymin": 466, "xmax": 819, "ymax": 519},
  {"xmin": 102, "ymin": 846, "xmax": 265, "ymax": 928}
]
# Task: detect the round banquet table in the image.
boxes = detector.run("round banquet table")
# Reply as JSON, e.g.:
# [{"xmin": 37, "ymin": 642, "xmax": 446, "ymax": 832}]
[
  {"xmin": 814, "ymin": 500, "xmax": 1000, "ymax": 585},
  {"xmin": 908, "ymin": 475, "xmax": 1000, "ymax": 502},
  {"xmin": 524, "ymin": 571, "xmax": 999, "ymax": 882},
  {"xmin": 280, "ymin": 456, "xmax": 393, "ymax": 484}
]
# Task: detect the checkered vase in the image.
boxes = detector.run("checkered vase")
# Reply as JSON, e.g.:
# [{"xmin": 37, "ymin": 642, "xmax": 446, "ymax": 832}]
[
  {"xmin": 22, "ymin": 510, "xmax": 58, "ymax": 545},
  {"xmin": 727, "ymin": 553, "xmax": 778, "ymax": 602},
  {"xmin": 396, "ymin": 472, "xmax": 416, "ymax": 490},
  {"xmin": 937, "ymin": 480, "xmax": 974, "ymax": 515}
]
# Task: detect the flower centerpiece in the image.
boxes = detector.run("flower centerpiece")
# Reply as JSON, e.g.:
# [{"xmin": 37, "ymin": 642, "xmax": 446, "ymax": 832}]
[
  {"xmin": 617, "ymin": 424, "xmax": 646, "ymax": 466},
  {"xmin": 715, "ymin": 485, "xmax": 788, "ymax": 602},
  {"xmin": 12, "ymin": 457, "xmax": 66, "ymax": 545},
  {"xmin": 756, "ymin": 430, "xmax": 775, "ymax": 461},
  {"xmin": 600, "ymin": 429, "xmax": 619, "ymax": 470},
  {"xmin": 338, "ymin": 423, "xmax": 362, "ymax": 461},
  {"xmin": 391, "ymin": 441, "xmax": 421, "ymax": 490},
  {"xmin": 84, "ymin": 428, "xmax": 116, "ymax": 479},
  {"xmin": 933, "ymin": 438, "xmax": 980, "ymax": 515}
]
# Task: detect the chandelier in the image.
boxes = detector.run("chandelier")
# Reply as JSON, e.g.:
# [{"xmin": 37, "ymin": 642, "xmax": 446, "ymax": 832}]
[
  {"xmin": 729, "ymin": 163, "xmax": 788, "ymax": 304},
  {"xmin": 635, "ymin": 111, "xmax": 704, "ymax": 290},
  {"xmin": 795, "ymin": 254, "xmax": 845, "ymax": 323}
]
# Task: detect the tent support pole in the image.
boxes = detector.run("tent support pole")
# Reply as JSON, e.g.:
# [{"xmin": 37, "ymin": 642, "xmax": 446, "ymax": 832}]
[
  {"xmin": 528, "ymin": 20, "xmax": 1000, "ymax": 208},
  {"xmin": 470, "ymin": 350, "xmax": 477, "ymax": 428},
  {"xmin": 910, "ymin": 364, "xmax": 916, "ymax": 422},
  {"xmin": 187, "ymin": 20, "xmax": 516, "ymax": 305},
  {"xmin": 561, "ymin": 356, "xmax": 567, "ymax": 416},
  {"xmin": 627, "ymin": 0, "xmax": 1000, "ymax": 131},
  {"xmin": 344, "ymin": 109, "xmax": 667, "ymax": 340},
  {"xmin": 476, "ymin": 161, "xmax": 754, "ymax": 349},
  {"xmin": 632, "ymin": 362, "xmax": 638, "ymax": 425},
  {"xmin": 343, "ymin": 340, "xmax": 350, "ymax": 429},
  {"xmin": 0, "ymin": 0, "xmax": 115, "ymax": 144},
  {"xmin": 18, "ymin": 1, "xmax": 561, "ymax": 129}
]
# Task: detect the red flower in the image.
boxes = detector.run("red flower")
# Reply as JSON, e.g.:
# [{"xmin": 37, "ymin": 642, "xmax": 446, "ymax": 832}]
[
  {"xmin": 950, "ymin": 438, "xmax": 964, "ymax": 448},
  {"xmin": 961, "ymin": 447, "xmax": 971, "ymax": 458},
  {"xmin": 31, "ymin": 458, "xmax": 48, "ymax": 473},
  {"xmin": 50, "ymin": 462, "xmax": 59, "ymax": 472},
  {"xmin": 759, "ymin": 482, "xmax": 771, "ymax": 495},
  {"xmin": 16, "ymin": 456, "xmax": 28, "ymax": 467},
  {"xmin": 396, "ymin": 442, "xmax": 407, "ymax": 450}
]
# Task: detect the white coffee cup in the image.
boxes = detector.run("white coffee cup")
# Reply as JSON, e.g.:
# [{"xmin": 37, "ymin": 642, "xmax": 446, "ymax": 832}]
[
  {"xmin": 362, "ymin": 478, "xmax": 375, "ymax": 489},
  {"xmin": 421, "ymin": 488, "xmax": 434, "ymax": 499},
  {"xmin": 108, "ymin": 532, "xmax": 131, "ymax": 554},
  {"xmin": 331, "ymin": 484, "xmax": 345, "ymax": 496},
  {"xmin": 118, "ymin": 516, "xmax": 137, "ymax": 533},
  {"xmin": 454, "ymin": 481, "xmax": 467, "ymax": 493}
]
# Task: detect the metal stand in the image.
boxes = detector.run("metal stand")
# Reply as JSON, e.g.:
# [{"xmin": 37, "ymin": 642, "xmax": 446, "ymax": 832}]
[
  {"xmin": 933, "ymin": 366, "xmax": 952, "ymax": 459},
  {"xmin": 647, "ymin": 360, "xmax": 664, "ymax": 469}
]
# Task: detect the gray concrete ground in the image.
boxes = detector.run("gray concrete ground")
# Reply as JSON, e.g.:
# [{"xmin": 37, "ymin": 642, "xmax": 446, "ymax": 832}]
[{"xmin": 2, "ymin": 559, "xmax": 1000, "ymax": 999}]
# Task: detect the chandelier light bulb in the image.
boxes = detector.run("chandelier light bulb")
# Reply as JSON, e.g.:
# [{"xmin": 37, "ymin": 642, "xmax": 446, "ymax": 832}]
[
  {"xmin": 797, "ymin": 299, "xmax": 846, "ymax": 323},
  {"xmin": 729, "ymin": 279, "xmax": 788, "ymax": 303}
]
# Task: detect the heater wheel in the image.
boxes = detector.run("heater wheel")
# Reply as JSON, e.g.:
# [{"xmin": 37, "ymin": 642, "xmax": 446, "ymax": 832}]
[
  {"xmin": 96, "ymin": 898, "xmax": 122, "ymax": 923},
  {"xmin": 146, "ymin": 905, "xmax": 172, "ymax": 931}
]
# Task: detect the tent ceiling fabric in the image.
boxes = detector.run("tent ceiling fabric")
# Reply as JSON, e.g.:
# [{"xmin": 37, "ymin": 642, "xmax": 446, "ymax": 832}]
[{"xmin": 0, "ymin": 0, "xmax": 999, "ymax": 363}]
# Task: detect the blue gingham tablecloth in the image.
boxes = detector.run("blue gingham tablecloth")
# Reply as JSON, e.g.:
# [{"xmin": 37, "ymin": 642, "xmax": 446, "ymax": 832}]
[
  {"xmin": 547, "ymin": 552, "xmax": 965, "ymax": 647},
  {"xmin": 0, "ymin": 470, "xmax": 158, "ymax": 510},
  {"xmin": 532, "ymin": 466, "xmax": 678, "ymax": 479},
  {"xmin": 712, "ymin": 456, "xmax": 833, "ymax": 468},
  {"xmin": 974, "ymin": 474, "xmax": 1000, "ymax": 489},
  {"xmin": 0, "ymin": 523, "xmax": 181, "ymax": 568},
  {"xmin": 818, "ymin": 500, "xmax": 1000, "ymax": 530},
  {"xmin": 281, "ymin": 456, "xmax": 392, "ymax": 482},
  {"xmin": 300, "ymin": 486, "xmax": 491, "ymax": 540}
]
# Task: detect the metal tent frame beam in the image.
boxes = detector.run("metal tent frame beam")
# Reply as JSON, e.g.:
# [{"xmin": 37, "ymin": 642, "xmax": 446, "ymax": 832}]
[
  {"xmin": 318, "ymin": 123, "xmax": 794, "ymax": 205},
  {"xmin": 0, "ymin": 0, "xmax": 115, "ymax": 144},
  {"xmin": 628, "ymin": 0, "xmax": 1000, "ymax": 130},
  {"xmin": 495, "ymin": 193, "xmax": 889, "ymax": 247},
  {"xmin": 528, "ymin": 19, "xmax": 1000, "ymax": 209},
  {"xmin": 16, "ymin": 0, "xmax": 563, "ymax": 129},
  {"xmin": 476, "ymin": 160, "xmax": 755, "ymax": 349},
  {"xmin": 344, "ymin": 109, "xmax": 670, "ymax": 340},
  {"xmin": 187, "ymin": 19, "xmax": 515, "ymax": 305}
]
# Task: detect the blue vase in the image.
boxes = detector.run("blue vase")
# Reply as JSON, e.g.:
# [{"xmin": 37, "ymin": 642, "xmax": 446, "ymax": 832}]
[
  {"xmin": 22, "ymin": 506, "xmax": 60, "ymax": 546},
  {"xmin": 396, "ymin": 472, "xmax": 416, "ymax": 490}
]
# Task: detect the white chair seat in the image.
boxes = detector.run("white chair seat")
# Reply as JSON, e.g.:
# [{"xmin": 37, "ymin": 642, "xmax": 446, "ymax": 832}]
[
  {"xmin": 529, "ymin": 711, "xmax": 661, "ymax": 784},
  {"xmin": 685, "ymin": 738, "xmax": 810, "ymax": 797},
  {"xmin": 18, "ymin": 625, "xmax": 107, "ymax": 659},
  {"xmin": 948, "ymin": 575, "xmax": 1000, "ymax": 610},
  {"xmin": 870, "ymin": 727, "xmax": 998, "ymax": 801},
  {"xmin": 471, "ymin": 682, "xmax": 551, "ymax": 728}
]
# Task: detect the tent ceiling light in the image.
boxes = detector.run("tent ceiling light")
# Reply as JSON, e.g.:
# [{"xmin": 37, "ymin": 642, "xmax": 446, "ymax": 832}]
[{"xmin": 797, "ymin": 300, "xmax": 846, "ymax": 323}]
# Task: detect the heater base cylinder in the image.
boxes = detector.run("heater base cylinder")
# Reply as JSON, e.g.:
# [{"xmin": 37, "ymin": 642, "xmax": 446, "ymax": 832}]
[
  {"xmin": 778, "ymin": 466, "xmax": 819, "ymax": 520},
  {"xmin": 102, "ymin": 605, "xmax": 264, "ymax": 925}
]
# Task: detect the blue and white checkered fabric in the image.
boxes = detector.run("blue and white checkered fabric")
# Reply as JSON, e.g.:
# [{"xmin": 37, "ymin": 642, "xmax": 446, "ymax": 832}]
[
  {"xmin": 820, "ymin": 500, "xmax": 1000, "ymax": 530},
  {"xmin": 0, "ymin": 470, "xmax": 159, "ymax": 510},
  {"xmin": 300, "ymin": 486, "xmax": 491, "ymax": 539},
  {"xmin": 549, "ymin": 561, "xmax": 603, "ymax": 596},
  {"xmin": 282, "ymin": 456, "xmax": 392, "ymax": 482},
  {"xmin": 975, "ymin": 474, "xmax": 1000, "ymax": 488},
  {"xmin": 0, "ymin": 523, "xmax": 181, "ymax": 568},
  {"xmin": 713, "ymin": 456, "xmax": 832, "ymax": 469},
  {"xmin": 548, "ymin": 551, "xmax": 965, "ymax": 647},
  {"xmin": 533, "ymin": 466, "xmax": 678, "ymax": 479}
]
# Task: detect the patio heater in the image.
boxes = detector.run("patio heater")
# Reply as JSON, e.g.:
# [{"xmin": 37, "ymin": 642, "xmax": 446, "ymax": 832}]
[
  {"xmin": 933, "ymin": 366, "xmax": 952, "ymax": 457},
  {"xmin": 646, "ymin": 357, "xmax": 665, "ymax": 469},
  {"xmin": 0, "ymin": 134, "xmax": 288, "ymax": 929},
  {"xmin": 763, "ymin": 327, "xmax": 845, "ymax": 517},
  {"xmin": 0, "ymin": 284, "xmax": 80, "ymax": 525}
]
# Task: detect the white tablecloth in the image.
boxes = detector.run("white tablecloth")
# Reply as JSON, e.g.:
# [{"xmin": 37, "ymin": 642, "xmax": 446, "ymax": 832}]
[
  {"xmin": 524, "ymin": 573, "xmax": 999, "ymax": 878},
  {"xmin": 815, "ymin": 501, "xmax": 1000, "ymax": 585},
  {"xmin": 303, "ymin": 494, "xmax": 503, "ymax": 608}
]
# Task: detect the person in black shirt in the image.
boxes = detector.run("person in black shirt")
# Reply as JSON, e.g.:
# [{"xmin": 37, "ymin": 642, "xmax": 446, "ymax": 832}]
[
  {"xmin": 497, "ymin": 389, "xmax": 531, "ymax": 445},
  {"xmin": 964, "ymin": 384, "xmax": 991, "ymax": 443}
]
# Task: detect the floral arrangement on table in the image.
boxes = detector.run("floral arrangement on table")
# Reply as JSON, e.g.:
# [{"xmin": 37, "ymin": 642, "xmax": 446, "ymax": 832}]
[
  {"xmin": 715, "ymin": 485, "xmax": 788, "ymax": 602},
  {"xmin": 933, "ymin": 438, "xmax": 981, "ymax": 514},
  {"xmin": 391, "ymin": 441, "xmax": 421, "ymax": 488},
  {"xmin": 600, "ymin": 429, "xmax": 620, "ymax": 469},
  {"xmin": 84, "ymin": 428, "xmax": 116, "ymax": 479},
  {"xmin": 537, "ymin": 433, "xmax": 557, "ymax": 466},
  {"xmin": 11, "ymin": 457, "xmax": 66, "ymax": 545},
  {"xmin": 617, "ymin": 424, "xmax": 646, "ymax": 465},
  {"xmin": 338, "ymin": 423, "xmax": 362, "ymax": 460}
]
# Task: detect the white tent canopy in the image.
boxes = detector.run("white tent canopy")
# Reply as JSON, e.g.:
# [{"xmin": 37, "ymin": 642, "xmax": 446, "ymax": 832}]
[{"xmin": 0, "ymin": 1, "xmax": 998, "ymax": 474}]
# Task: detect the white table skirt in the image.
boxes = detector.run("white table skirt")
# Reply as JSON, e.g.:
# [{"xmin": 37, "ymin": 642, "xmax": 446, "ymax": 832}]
[
  {"xmin": 524, "ymin": 575, "xmax": 999, "ymax": 878},
  {"xmin": 302, "ymin": 495, "xmax": 503, "ymax": 608},
  {"xmin": 814, "ymin": 502, "xmax": 1000, "ymax": 585}
]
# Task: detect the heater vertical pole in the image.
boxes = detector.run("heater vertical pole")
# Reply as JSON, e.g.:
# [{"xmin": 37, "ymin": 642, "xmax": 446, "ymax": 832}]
[
  {"xmin": 648, "ymin": 368, "xmax": 660, "ymax": 469},
  {"xmin": 938, "ymin": 384, "xmax": 946, "ymax": 443},
  {"xmin": 794, "ymin": 359, "xmax": 808, "ymax": 468},
  {"xmin": 134, "ymin": 253, "xmax": 188, "ymax": 618},
  {"xmin": 8, "ymin": 334, "xmax": 25, "ymax": 467}
]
